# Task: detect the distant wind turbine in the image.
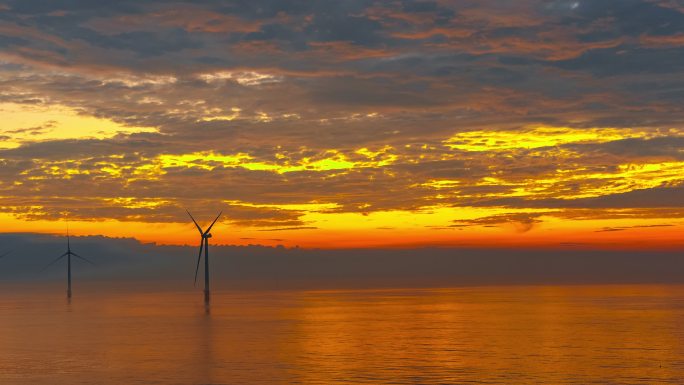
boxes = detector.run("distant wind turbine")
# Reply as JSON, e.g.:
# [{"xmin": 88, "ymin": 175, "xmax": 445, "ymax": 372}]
[
  {"xmin": 42, "ymin": 226, "xmax": 94, "ymax": 299},
  {"xmin": 186, "ymin": 210, "xmax": 222, "ymax": 306}
]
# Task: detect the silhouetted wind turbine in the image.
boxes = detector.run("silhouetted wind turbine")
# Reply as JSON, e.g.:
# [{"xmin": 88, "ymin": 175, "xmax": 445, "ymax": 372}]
[
  {"xmin": 187, "ymin": 210, "xmax": 222, "ymax": 306},
  {"xmin": 42, "ymin": 226, "xmax": 94, "ymax": 299}
]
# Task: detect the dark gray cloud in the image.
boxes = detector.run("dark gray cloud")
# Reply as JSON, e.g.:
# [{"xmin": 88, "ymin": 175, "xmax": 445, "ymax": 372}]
[
  {"xmin": 553, "ymin": 46, "xmax": 684, "ymax": 76},
  {"xmin": 453, "ymin": 212, "xmax": 544, "ymax": 233},
  {"xmin": 571, "ymin": 0, "xmax": 684, "ymax": 39}
]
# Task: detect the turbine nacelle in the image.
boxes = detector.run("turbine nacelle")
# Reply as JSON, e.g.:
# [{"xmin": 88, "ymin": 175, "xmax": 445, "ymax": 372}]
[{"xmin": 186, "ymin": 209, "xmax": 222, "ymax": 238}]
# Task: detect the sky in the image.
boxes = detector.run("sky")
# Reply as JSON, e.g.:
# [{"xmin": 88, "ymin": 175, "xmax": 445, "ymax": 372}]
[{"xmin": 1, "ymin": 0, "xmax": 684, "ymax": 249}]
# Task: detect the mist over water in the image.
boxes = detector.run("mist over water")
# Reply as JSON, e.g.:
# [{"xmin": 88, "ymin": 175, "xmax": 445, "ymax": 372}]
[
  {"xmin": 1, "ymin": 283, "xmax": 683, "ymax": 384},
  {"xmin": 5, "ymin": 234, "xmax": 684, "ymax": 289}
]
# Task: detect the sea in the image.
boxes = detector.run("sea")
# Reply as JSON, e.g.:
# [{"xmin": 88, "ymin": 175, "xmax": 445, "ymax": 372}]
[{"xmin": 1, "ymin": 284, "xmax": 683, "ymax": 384}]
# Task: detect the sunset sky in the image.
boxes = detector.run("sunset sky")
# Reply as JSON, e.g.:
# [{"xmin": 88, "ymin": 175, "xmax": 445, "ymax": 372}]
[{"xmin": 1, "ymin": 0, "xmax": 684, "ymax": 249}]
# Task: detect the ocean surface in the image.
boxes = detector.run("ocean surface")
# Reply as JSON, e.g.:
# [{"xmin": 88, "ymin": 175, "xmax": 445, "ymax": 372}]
[{"xmin": 1, "ymin": 284, "xmax": 683, "ymax": 384}]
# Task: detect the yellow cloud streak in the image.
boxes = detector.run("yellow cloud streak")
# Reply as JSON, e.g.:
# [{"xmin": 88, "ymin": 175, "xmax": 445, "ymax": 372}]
[
  {"xmin": 425, "ymin": 125, "xmax": 684, "ymax": 201},
  {"xmin": 536, "ymin": 161, "xmax": 684, "ymax": 199},
  {"xmin": 18, "ymin": 157, "xmax": 162, "ymax": 183},
  {"xmin": 0, "ymin": 102, "xmax": 157, "ymax": 148},
  {"xmin": 459, "ymin": 161, "xmax": 684, "ymax": 200},
  {"xmin": 103, "ymin": 197, "xmax": 171, "ymax": 209},
  {"xmin": 443, "ymin": 126, "xmax": 662, "ymax": 151},
  {"xmin": 18, "ymin": 146, "xmax": 397, "ymax": 188},
  {"xmin": 157, "ymin": 147, "xmax": 397, "ymax": 174},
  {"xmin": 223, "ymin": 200, "xmax": 340, "ymax": 212}
]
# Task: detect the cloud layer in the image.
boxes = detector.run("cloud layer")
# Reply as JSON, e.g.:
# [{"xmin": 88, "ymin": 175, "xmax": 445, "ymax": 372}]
[{"xmin": 1, "ymin": 1, "xmax": 684, "ymax": 247}]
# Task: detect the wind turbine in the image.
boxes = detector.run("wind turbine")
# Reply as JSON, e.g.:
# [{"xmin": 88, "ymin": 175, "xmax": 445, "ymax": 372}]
[
  {"xmin": 186, "ymin": 210, "xmax": 222, "ymax": 306},
  {"xmin": 43, "ymin": 226, "xmax": 94, "ymax": 299}
]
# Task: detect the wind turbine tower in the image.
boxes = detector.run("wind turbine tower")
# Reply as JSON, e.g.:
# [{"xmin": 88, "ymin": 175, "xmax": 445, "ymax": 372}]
[
  {"xmin": 43, "ymin": 226, "xmax": 94, "ymax": 298},
  {"xmin": 187, "ymin": 210, "xmax": 222, "ymax": 306}
]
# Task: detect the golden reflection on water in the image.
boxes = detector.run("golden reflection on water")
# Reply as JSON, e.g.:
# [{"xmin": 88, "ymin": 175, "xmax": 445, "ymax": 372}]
[{"xmin": 0, "ymin": 285, "xmax": 683, "ymax": 384}]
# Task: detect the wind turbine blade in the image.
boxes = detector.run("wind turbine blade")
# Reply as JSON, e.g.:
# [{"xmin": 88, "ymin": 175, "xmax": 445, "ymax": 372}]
[
  {"xmin": 194, "ymin": 242, "xmax": 204, "ymax": 287},
  {"xmin": 0, "ymin": 251, "xmax": 10, "ymax": 259},
  {"xmin": 70, "ymin": 252, "xmax": 96, "ymax": 266},
  {"xmin": 186, "ymin": 210, "xmax": 204, "ymax": 235},
  {"xmin": 41, "ymin": 252, "xmax": 68, "ymax": 271},
  {"xmin": 204, "ymin": 211, "xmax": 222, "ymax": 235}
]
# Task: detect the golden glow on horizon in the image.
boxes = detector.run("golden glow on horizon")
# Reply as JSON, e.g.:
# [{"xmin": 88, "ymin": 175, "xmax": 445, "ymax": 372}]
[{"xmin": 1, "ymin": 208, "xmax": 683, "ymax": 249}]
